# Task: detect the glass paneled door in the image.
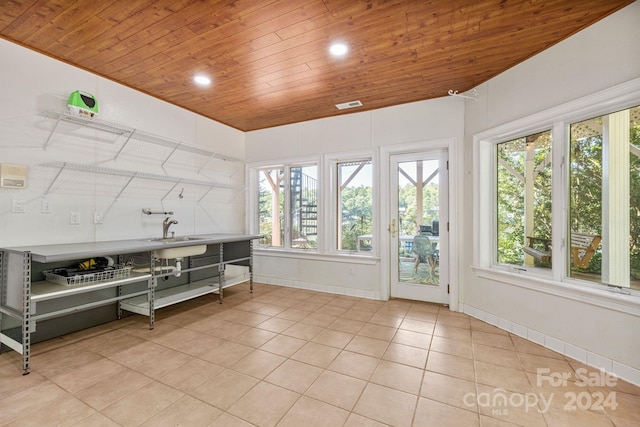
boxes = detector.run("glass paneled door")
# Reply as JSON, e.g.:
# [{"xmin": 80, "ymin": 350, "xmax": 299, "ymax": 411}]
[{"xmin": 390, "ymin": 151, "xmax": 448, "ymax": 303}]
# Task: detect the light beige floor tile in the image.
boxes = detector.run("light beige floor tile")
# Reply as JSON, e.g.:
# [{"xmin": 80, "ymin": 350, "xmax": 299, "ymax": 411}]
[
  {"xmin": 265, "ymin": 359, "xmax": 323, "ymax": 393},
  {"xmin": 301, "ymin": 312, "xmax": 338, "ymax": 327},
  {"xmin": 368, "ymin": 313, "xmax": 404, "ymax": 328},
  {"xmin": 473, "ymin": 343, "xmax": 522, "ymax": 369},
  {"xmin": 231, "ymin": 349, "xmax": 286, "ymax": 379},
  {"xmin": 392, "ymin": 329, "xmax": 432, "ymax": 350},
  {"xmin": 305, "ymin": 370, "xmax": 367, "ymax": 410},
  {"xmin": 50, "ymin": 357, "xmax": 128, "ymax": 394},
  {"xmin": 159, "ymin": 358, "xmax": 225, "ymax": 393},
  {"xmin": 404, "ymin": 308, "xmax": 438, "ymax": 322},
  {"xmin": 511, "ymin": 336, "xmax": 565, "ymax": 359},
  {"xmin": 340, "ymin": 309, "xmax": 374, "ymax": 322},
  {"xmin": 233, "ymin": 312, "xmax": 273, "ymax": 328},
  {"xmin": 471, "ymin": 331, "xmax": 515, "ymax": 350},
  {"xmin": 275, "ymin": 308, "xmax": 311, "ymax": 321},
  {"xmin": 328, "ymin": 350, "xmax": 380, "ymax": 381},
  {"xmin": 431, "ymin": 335, "xmax": 474, "ymax": 359},
  {"xmin": 140, "ymin": 395, "xmax": 222, "ymax": 427},
  {"xmin": 433, "ymin": 324, "xmax": 472, "ymax": 341},
  {"xmin": 256, "ymin": 317, "xmax": 297, "ymax": 333},
  {"xmin": 277, "ymin": 396, "xmax": 349, "ymax": 427},
  {"xmin": 475, "ymin": 360, "xmax": 533, "ymax": 394},
  {"xmin": 71, "ymin": 411, "xmax": 121, "ymax": 426},
  {"xmin": 9, "ymin": 284, "xmax": 635, "ymax": 427},
  {"xmin": 399, "ymin": 318, "xmax": 435, "ymax": 334},
  {"xmin": 421, "ymin": 371, "xmax": 479, "ymax": 411},
  {"xmin": 74, "ymin": 367, "xmax": 153, "ymax": 410},
  {"xmin": 7, "ymin": 394, "xmax": 96, "ymax": 427},
  {"xmin": 253, "ymin": 303, "xmax": 287, "ymax": 316},
  {"xmin": 0, "ymin": 369, "xmax": 47, "ymax": 400},
  {"xmin": 281, "ymin": 322, "xmax": 323, "ymax": 340},
  {"xmin": 259, "ymin": 334, "xmax": 307, "ymax": 357},
  {"xmin": 605, "ymin": 390, "xmax": 640, "ymax": 427},
  {"xmin": 542, "ymin": 405, "xmax": 616, "ymax": 427},
  {"xmin": 311, "ymin": 328, "xmax": 354, "ymax": 349},
  {"xmin": 345, "ymin": 335, "xmax": 389, "ymax": 358},
  {"xmin": 353, "ymin": 383, "xmax": 417, "ymax": 427},
  {"xmin": 101, "ymin": 381, "xmax": 184, "ymax": 426},
  {"xmin": 370, "ymin": 360, "xmax": 424, "ymax": 395},
  {"xmin": 328, "ymin": 317, "xmax": 366, "ymax": 334},
  {"xmin": 475, "ymin": 384, "xmax": 547, "ymax": 427},
  {"xmin": 470, "ymin": 318, "xmax": 510, "ymax": 335},
  {"xmin": 295, "ymin": 301, "xmax": 325, "ymax": 312},
  {"xmin": 382, "ymin": 342, "xmax": 428, "ymax": 369},
  {"xmin": 344, "ymin": 413, "xmax": 390, "ymax": 426},
  {"xmin": 192, "ymin": 369, "xmax": 259, "ymax": 410},
  {"xmin": 413, "ymin": 397, "xmax": 480, "ymax": 427},
  {"xmin": 232, "ymin": 327, "xmax": 278, "ymax": 348},
  {"xmin": 316, "ymin": 305, "xmax": 349, "ymax": 317},
  {"xmin": 291, "ymin": 342, "xmax": 341, "ymax": 368},
  {"xmin": 209, "ymin": 412, "xmax": 256, "ymax": 426},
  {"xmin": 426, "ymin": 350, "xmax": 476, "ymax": 382},
  {"xmin": 436, "ymin": 312, "xmax": 472, "ymax": 329},
  {"xmin": 200, "ymin": 340, "xmax": 254, "ymax": 367},
  {"xmin": 207, "ymin": 320, "xmax": 252, "ymax": 340},
  {"xmin": 227, "ymin": 382, "xmax": 300, "ymax": 427},
  {"xmin": 0, "ymin": 382, "xmax": 68, "ymax": 424},
  {"xmin": 357, "ymin": 323, "xmax": 397, "ymax": 341},
  {"xmin": 518, "ymin": 352, "xmax": 574, "ymax": 374}
]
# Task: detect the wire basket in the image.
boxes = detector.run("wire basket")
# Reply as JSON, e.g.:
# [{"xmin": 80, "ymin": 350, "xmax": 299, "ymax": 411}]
[{"xmin": 43, "ymin": 265, "xmax": 132, "ymax": 287}]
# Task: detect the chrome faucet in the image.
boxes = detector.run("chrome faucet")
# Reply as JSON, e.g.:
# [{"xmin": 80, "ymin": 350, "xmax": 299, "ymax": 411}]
[{"xmin": 162, "ymin": 217, "xmax": 178, "ymax": 239}]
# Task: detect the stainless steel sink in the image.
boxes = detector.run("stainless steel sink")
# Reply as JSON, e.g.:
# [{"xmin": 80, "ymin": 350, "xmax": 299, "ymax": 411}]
[
  {"xmin": 146, "ymin": 236, "xmax": 204, "ymax": 243},
  {"xmin": 142, "ymin": 236, "xmax": 207, "ymax": 259}
]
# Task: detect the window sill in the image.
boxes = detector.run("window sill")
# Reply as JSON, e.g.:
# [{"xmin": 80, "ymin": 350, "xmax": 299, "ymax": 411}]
[
  {"xmin": 254, "ymin": 248, "xmax": 379, "ymax": 264},
  {"xmin": 472, "ymin": 265, "xmax": 640, "ymax": 316}
]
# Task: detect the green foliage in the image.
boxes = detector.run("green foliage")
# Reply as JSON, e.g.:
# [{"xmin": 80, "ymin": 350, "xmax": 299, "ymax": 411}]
[
  {"xmin": 341, "ymin": 185, "xmax": 373, "ymax": 250},
  {"xmin": 496, "ymin": 132, "xmax": 552, "ymax": 265}
]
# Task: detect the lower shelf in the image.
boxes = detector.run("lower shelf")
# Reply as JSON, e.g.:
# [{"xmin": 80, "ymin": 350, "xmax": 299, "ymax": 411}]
[{"xmin": 120, "ymin": 274, "xmax": 250, "ymax": 315}]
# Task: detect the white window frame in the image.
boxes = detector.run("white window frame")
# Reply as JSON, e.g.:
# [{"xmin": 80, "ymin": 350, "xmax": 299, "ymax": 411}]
[
  {"xmin": 249, "ymin": 157, "xmax": 320, "ymax": 252},
  {"xmin": 472, "ymin": 78, "xmax": 640, "ymax": 315},
  {"xmin": 326, "ymin": 151, "xmax": 376, "ymax": 257}
]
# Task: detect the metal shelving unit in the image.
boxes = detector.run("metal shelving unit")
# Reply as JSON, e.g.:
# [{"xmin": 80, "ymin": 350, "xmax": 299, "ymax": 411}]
[{"xmin": 0, "ymin": 248, "xmax": 153, "ymax": 375}]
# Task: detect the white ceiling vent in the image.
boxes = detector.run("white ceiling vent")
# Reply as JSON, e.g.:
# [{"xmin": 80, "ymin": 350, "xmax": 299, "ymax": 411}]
[{"xmin": 335, "ymin": 100, "xmax": 363, "ymax": 110}]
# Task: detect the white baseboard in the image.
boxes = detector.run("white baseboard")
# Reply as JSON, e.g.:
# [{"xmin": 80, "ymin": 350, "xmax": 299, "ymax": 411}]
[
  {"xmin": 460, "ymin": 303, "xmax": 640, "ymax": 387},
  {"xmin": 254, "ymin": 275, "xmax": 382, "ymax": 300}
]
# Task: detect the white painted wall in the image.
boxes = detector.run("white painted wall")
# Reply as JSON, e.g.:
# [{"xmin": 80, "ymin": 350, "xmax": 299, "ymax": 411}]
[
  {"xmin": 464, "ymin": 2, "xmax": 640, "ymax": 380},
  {"xmin": 0, "ymin": 39, "xmax": 246, "ymax": 247},
  {"xmin": 246, "ymin": 97, "xmax": 465, "ymax": 300}
]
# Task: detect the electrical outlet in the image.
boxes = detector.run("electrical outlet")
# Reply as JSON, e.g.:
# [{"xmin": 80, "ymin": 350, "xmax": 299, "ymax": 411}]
[
  {"xmin": 70, "ymin": 211, "xmax": 81, "ymax": 225},
  {"xmin": 41, "ymin": 198, "xmax": 53, "ymax": 214},
  {"xmin": 12, "ymin": 199, "xmax": 25, "ymax": 213},
  {"xmin": 93, "ymin": 211, "xmax": 103, "ymax": 224}
]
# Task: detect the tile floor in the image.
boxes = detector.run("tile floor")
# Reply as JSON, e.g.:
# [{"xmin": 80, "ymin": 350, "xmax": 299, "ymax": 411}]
[{"xmin": 1, "ymin": 282, "xmax": 639, "ymax": 426}]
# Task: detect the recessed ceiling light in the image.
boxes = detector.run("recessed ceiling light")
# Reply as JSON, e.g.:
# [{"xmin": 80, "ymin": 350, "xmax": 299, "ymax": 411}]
[
  {"xmin": 329, "ymin": 42, "xmax": 348, "ymax": 57},
  {"xmin": 193, "ymin": 74, "xmax": 212, "ymax": 86}
]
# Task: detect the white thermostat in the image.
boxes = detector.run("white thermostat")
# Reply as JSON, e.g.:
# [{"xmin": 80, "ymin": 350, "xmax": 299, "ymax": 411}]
[{"xmin": 0, "ymin": 164, "xmax": 27, "ymax": 188}]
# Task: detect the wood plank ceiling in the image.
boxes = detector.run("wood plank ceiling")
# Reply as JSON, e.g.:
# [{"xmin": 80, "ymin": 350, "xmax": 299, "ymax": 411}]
[{"xmin": 0, "ymin": 0, "xmax": 633, "ymax": 131}]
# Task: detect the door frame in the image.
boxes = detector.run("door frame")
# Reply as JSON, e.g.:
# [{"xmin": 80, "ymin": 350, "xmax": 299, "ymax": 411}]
[{"xmin": 379, "ymin": 138, "xmax": 459, "ymax": 310}]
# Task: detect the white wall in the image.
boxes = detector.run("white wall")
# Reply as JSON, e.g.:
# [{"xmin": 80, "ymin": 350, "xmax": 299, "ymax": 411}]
[
  {"xmin": 246, "ymin": 97, "xmax": 465, "ymax": 300},
  {"xmin": 464, "ymin": 1, "xmax": 640, "ymax": 381},
  {"xmin": 0, "ymin": 39, "xmax": 246, "ymax": 247}
]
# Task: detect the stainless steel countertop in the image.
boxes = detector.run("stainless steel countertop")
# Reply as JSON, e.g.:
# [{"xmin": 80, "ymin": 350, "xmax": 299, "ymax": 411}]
[{"xmin": 3, "ymin": 233, "xmax": 262, "ymax": 263}]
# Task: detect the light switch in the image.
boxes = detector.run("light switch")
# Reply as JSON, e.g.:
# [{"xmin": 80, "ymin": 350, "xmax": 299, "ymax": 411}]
[{"xmin": 12, "ymin": 199, "xmax": 25, "ymax": 213}]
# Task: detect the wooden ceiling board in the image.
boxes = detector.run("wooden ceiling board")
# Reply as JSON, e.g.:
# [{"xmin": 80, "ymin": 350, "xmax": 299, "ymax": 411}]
[{"xmin": 0, "ymin": 0, "xmax": 633, "ymax": 131}]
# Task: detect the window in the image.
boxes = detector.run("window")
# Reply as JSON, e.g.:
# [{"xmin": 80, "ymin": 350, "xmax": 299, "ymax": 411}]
[
  {"xmin": 257, "ymin": 163, "xmax": 318, "ymax": 250},
  {"xmin": 475, "ymin": 83, "xmax": 640, "ymax": 299},
  {"xmin": 569, "ymin": 106, "xmax": 640, "ymax": 288},
  {"xmin": 258, "ymin": 168, "xmax": 284, "ymax": 247},
  {"xmin": 290, "ymin": 164, "xmax": 318, "ymax": 249},
  {"xmin": 337, "ymin": 160, "xmax": 373, "ymax": 252},
  {"xmin": 496, "ymin": 131, "xmax": 552, "ymax": 268}
]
